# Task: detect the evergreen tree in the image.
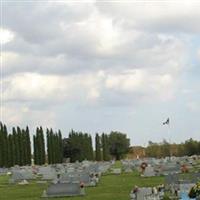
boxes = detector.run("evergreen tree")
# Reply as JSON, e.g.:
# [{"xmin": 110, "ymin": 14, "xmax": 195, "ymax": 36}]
[
  {"xmin": 33, "ymin": 127, "xmax": 46, "ymax": 165},
  {"xmin": 89, "ymin": 135, "xmax": 94, "ymax": 160},
  {"xmin": 109, "ymin": 131, "xmax": 130, "ymax": 160},
  {"xmin": 3, "ymin": 125, "xmax": 8, "ymax": 167},
  {"xmin": 13, "ymin": 127, "xmax": 20, "ymax": 165},
  {"xmin": 0, "ymin": 122, "xmax": 3, "ymax": 167},
  {"xmin": 46, "ymin": 129, "xmax": 51, "ymax": 164},
  {"xmin": 7, "ymin": 134, "xmax": 13, "ymax": 167},
  {"xmin": 33, "ymin": 135, "xmax": 37, "ymax": 165},
  {"xmin": 10, "ymin": 134, "xmax": 15, "ymax": 166},
  {"xmin": 40, "ymin": 127, "xmax": 45, "ymax": 164},
  {"xmin": 49, "ymin": 128, "xmax": 54, "ymax": 164},
  {"xmin": 95, "ymin": 133, "xmax": 101, "ymax": 161},
  {"xmin": 58, "ymin": 130, "xmax": 63, "ymax": 163},
  {"xmin": 17, "ymin": 127, "xmax": 24, "ymax": 166},
  {"xmin": 102, "ymin": 133, "xmax": 110, "ymax": 161},
  {"xmin": 22, "ymin": 129, "xmax": 27, "ymax": 165},
  {"xmin": 25, "ymin": 126, "xmax": 31, "ymax": 165}
]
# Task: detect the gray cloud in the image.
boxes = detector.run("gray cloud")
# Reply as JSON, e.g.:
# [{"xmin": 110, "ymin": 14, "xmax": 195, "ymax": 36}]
[{"xmin": 2, "ymin": 1, "xmax": 189, "ymax": 77}]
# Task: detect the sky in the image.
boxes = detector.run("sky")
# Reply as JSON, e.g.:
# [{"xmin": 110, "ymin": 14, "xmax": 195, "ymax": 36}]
[{"xmin": 0, "ymin": 0, "xmax": 200, "ymax": 146}]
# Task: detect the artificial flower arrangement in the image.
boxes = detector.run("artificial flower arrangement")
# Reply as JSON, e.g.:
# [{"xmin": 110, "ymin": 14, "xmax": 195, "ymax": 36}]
[{"xmin": 189, "ymin": 181, "xmax": 200, "ymax": 199}]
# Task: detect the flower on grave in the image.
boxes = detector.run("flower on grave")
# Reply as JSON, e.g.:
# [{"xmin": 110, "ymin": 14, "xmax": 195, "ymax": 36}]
[
  {"xmin": 189, "ymin": 182, "xmax": 200, "ymax": 198},
  {"xmin": 140, "ymin": 162, "xmax": 147, "ymax": 171},
  {"xmin": 80, "ymin": 182, "xmax": 84, "ymax": 188},
  {"xmin": 181, "ymin": 164, "xmax": 189, "ymax": 173}
]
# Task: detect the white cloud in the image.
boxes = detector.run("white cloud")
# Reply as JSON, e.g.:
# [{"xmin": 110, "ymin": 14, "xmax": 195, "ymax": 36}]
[
  {"xmin": 1, "ymin": 104, "xmax": 56, "ymax": 129},
  {"xmin": 0, "ymin": 28, "xmax": 15, "ymax": 44},
  {"xmin": 96, "ymin": 1, "xmax": 200, "ymax": 34},
  {"xmin": 105, "ymin": 70, "xmax": 144, "ymax": 91},
  {"xmin": 105, "ymin": 70, "xmax": 174, "ymax": 101},
  {"xmin": 3, "ymin": 73, "xmax": 70, "ymax": 102},
  {"xmin": 2, "ymin": 68, "xmax": 176, "ymax": 108}
]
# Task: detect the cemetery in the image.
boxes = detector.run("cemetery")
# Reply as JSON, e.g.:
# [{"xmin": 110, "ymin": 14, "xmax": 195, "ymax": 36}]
[
  {"xmin": 2, "ymin": 0, "xmax": 200, "ymax": 199},
  {"xmin": 0, "ymin": 157, "xmax": 199, "ymax": 200},
  {"xmin": 0, "ymin": 123, "xmax": 200, "ymax": 200}
]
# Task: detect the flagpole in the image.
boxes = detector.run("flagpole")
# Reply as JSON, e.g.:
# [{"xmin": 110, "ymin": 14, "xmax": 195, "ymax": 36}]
[
  {"xmin": 163, "ymin": 118, "xmax": 172, "ymax": 159},
  {"xmin": 168, "ymin": 122, "xmax": 172, "ymax": 159}
]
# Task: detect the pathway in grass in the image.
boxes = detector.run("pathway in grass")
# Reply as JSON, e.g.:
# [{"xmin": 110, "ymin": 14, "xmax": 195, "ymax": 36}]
[{"xmin": 0, "ymin": 162, "xmax": 164, "ymax": 200}]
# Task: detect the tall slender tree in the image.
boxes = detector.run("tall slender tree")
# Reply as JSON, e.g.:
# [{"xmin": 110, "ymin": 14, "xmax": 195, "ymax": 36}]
[
  {"xmin": 58, "ymin": 130, "xmax": 63, "ymax": 163},
  {"xmin": 40, "ymin": 127, "xmax": 45, "ymax": 164},
  {"xmin": 102, "ymin": 133, "xmax": 110, "ymax": 161},
  {"xmin": 95, "ymin": 133, "xmax": 101, "ymax": 161},
  {"xmin": 3, "ymin": 125, "xmax": 8, "ymax": 167},
  {"xmin": 13, "ymin": 127, "xmax": 19, "ymax": 165},
  {"xmin": 0, "ymin": 123, "xmax": 3, "ymax": 167},
  {"xmin": 25, "ymin": 126, "xmax": 31, "ymax": 165}
]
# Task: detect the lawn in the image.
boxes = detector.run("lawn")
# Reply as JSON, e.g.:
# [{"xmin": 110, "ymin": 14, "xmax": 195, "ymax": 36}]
[{"xmin": 0, "ymin": 162, "xmax": 165, "ymax": 200}]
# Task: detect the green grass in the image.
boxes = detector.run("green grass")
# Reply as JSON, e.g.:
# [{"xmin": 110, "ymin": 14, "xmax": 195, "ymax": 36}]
[{"xmin": 0, "ymin": 163, "xmax": 165, "ymax": 200}]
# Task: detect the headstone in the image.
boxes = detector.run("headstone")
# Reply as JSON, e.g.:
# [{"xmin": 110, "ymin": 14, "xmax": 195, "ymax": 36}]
[
  {"xmin": 80, "ymin": 173, "xmax": 96, "ymax": 186},
  {"xmin": 9, "ymin": 170, "xmax": 34, "ymax": 183},
  {"xmin": 39, "ymin": 167, "xmax": 57, "ymax": 180},
  {"xmin": 143, "ymin": 166, "xmax": 155, "ymax": 177},
  {"xmin": 42, "ymin": 182, "xmax": 85, "ymax": 197}
]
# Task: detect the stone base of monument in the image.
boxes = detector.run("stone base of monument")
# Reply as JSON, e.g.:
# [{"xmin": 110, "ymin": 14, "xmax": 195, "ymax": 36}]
[{"xmin": 42, "ymin": 182, "xmax": 85, "ymax": 198}]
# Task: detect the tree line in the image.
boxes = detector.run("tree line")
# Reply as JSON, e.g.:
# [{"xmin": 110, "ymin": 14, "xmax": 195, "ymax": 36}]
[
  {"xmin": 0, "ymin": 122, "xmax": 31, "ymax": 167},
  {"xmin": 145, "ymin": 138, "xmax": 200, "ymax": 158},
  {"xmin": 63, "ymin": 130, "xmax": 130, "ymax": 162},
  {"xmin": 0, "ymin": 122, "xmax": 63, "ymax": 167},
  {"xmin": 0, "ymin": 122, "xmax": 130, "ymax": 167}
]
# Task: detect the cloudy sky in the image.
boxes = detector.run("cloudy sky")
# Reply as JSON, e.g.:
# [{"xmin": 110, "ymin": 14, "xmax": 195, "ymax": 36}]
[{"xmin": 1, "ymin": 0, "xmax": 200, "ymax": 146}]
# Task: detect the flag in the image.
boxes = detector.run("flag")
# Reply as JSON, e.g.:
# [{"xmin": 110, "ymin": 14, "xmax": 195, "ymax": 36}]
[{"xmin": 163, "ymin": 118, "xmax": 169, "ymax": 125}]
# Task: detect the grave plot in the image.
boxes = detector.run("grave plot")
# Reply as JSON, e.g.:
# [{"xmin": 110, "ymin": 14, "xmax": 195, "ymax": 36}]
[
  {"xmin": 122, "ymin": 160, "xmax": 133, "ymax": 173},
  {"xmin": 143, "ymin": 165, "xmax": 156, "ymax": 177},
  {"xmin": 160, "ymin": 162, "xmax": 181, "ymax": 176},
  {"xmin": 130, "ymin": 186, "xmax": 164, "ymax": 200},
  {"xmin": 38, "ymin": 166, "xmax": 57, "ymax": 181},
  {"xmin": 80, "ymin": 173, "xmax": 97, "ymax": 186},
  {"xmin": 9, "ymin": 169, "xmax": 34, "ymax": 184},
  {"xmin": 42, "ymin": 182, "xmax": 85, "ymax": 198},
  {"xmin": 98, "ymin": 164, "xmax": 111, "ymax": 174},
  {"xmin": 59, "ymin": 173, "xmax": 75, "ymax": 183},
  {"xmin": 164, "ymin": 172, "xmax": 200, "ymax": 199}
]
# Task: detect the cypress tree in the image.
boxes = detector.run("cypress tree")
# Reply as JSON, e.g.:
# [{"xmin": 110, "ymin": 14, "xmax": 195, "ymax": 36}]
[
  {"xmin": 3, "ymin": 124, "xmax": 8, "ymax": 167},
  {"xmin": 102, "ymin": 133, "xmax": 110, "ymax": 161},
  {"xmin": 13, "ymin": 127, "xmax": 20, "ymax": 165},
  {"xmin": 46, "ymin": 129, "xmax": 51, "ymax": 164},
  {"xmin": 39, "ymin": 127, "xmax": 45, "ymax": 164},
  {"xmin": 11, "ymin": 134, "xmax": 15, "ymax": 166},
  {"xmin": 55, "ymin": 133, "xmax": 59, "ymax": 163},
  {"xmin": 95, "ymin": 133, "xmax": 101, "ymax": 161},
  {"xmin": 58, "ymin": 130, "xmax": 63, "ymax": 163},
  {"xmin": 33, "ymin": 134, "xmax": 38, "ymax": 165},
  {"xmin": 25, "ymin": 126, "xmax": 31, "ymax": 165},
  {"xmin": 0, "ymin": 122, "xmax": 3, "ymax": 167},
  {"xmin": 22, "ymin": 129, "xmax": 27, "ymax": 165},
  {"xmin": 17, "ymin": 127, "xmax": 23, "ymax": 166},
  {"xmin": 11, "ymin": 132, "xmax": 15, "ymax": 166},
  {"xmin": 89, "ymin": 135, "xmax": 94, "ymax": 160},
  {"xmin": 54, "ymin": 133, "xmax": 58, "ymax": 163},
  {"xmin": 49, "ymin": 129, "xmax": 54, "ymax": 164},
  {"xmin": 7, "ymin": 134, "xmax": 13, "ymax": 167}
]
